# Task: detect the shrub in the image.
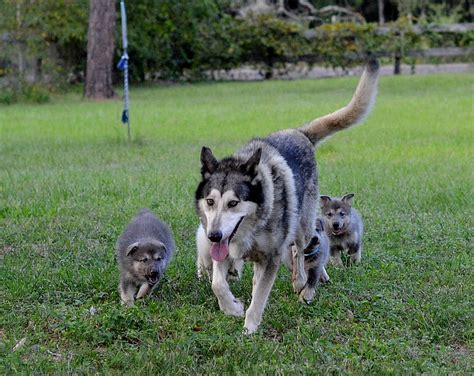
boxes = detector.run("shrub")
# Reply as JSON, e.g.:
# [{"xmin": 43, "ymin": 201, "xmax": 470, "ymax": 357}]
[
  {"xmin": 0, "ymin": 86, "xmax": 17, "ymax": 105},
  {"xmin": 22, "ymin": 83, "xmax": 50, "ymax": 104}
]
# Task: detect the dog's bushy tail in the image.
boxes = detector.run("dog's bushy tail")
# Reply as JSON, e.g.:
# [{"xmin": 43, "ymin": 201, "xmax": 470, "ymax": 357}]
[{"xmin": 299, "ymin": 57, "xmax": 380, "ymax": 145}]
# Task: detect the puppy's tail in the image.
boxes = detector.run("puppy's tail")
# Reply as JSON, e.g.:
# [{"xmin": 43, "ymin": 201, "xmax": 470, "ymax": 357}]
[{"xmin": 299, "ymin": 57, "xmax": 379, "ymax": 145}]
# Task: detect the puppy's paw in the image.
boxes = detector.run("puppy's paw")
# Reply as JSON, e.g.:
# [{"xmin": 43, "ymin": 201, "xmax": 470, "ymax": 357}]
[
  {"xmin": 222, "ymin": 299, "xmax": 244, "ymax": 317},
  {"xmin": 292, "ymin": 278, "xmax": 306, "ymax": 294},
  {"xmin": 320, "ymin": 268, "xmax": 330, "ymax": 283},
  {"xmin": 349, "ymin": 255, "xmax": 361, "ymax": 265},
  {"xmin": 330, "ymin": 256, "xmax": 343, "ymax": 267},
  {"xmin": 120, "ymin": 299, "xmax": 134, "ymax": 306},
  {"xmin": 299, "ymin": 286, "xmax": 315, "ymax": 304}
]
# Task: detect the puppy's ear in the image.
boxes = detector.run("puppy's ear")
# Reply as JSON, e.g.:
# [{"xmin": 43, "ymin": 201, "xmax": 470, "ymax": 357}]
[
  {"xmin": 201, "ymin": 146, "xmax": 218, "ymax": 178},
  {"xmin": 150, "ymin": 239, "xmax": 167, "ymax": 254},
  {"xmin": 126, "ymin": 242, "xmax": 140, "ymax": 256},
  {"xmin": 243, "ymin": 148, "xmax": 262, "ymax": 178},
  {"xmin": 320, "ymin": 195, "xmax": 331, "ymax": 207},
  {"xmin": 342, "ymin": 193, "xmax": 354, "ymax": 205}
]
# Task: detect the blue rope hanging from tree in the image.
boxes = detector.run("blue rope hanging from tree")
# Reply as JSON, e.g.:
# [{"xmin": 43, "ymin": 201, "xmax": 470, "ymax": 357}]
[{"xmin": 117, "ymin": 0, "xmax": 131, "ymax": 143}]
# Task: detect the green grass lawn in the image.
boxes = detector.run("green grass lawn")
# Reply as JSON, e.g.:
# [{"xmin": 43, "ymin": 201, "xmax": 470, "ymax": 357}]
[{"xmin": 1, "ymin": 73, "xmax": 473, "ymax": 374}]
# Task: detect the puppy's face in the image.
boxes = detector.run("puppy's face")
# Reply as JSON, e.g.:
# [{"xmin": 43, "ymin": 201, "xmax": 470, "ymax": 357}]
[
  {"xmin": 126, "ymin": 240, "xmax": 167, "ymax": 285},
  {"xmin": 320, "ymin": 194, "xmax": 354, "ymax": 235}
]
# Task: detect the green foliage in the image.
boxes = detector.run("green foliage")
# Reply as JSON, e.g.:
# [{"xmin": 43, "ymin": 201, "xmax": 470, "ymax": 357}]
[
  {"xmin": 21, "ymin": 82, "xmax": 50, "ymax": 103},
  {"xmin": 0, "ymin": 82, "xmax": 50, "ymax": 104},
  {"xmin": 235, "ymin": 15, "xmax": 309, "ymax": 68},
  {"xmin": 125, "ymin": 0, "xmax": 238, "ymax": 80},
  {"xmin": 310, "ymin": 22, "xmax": 385, "ymax": 69},
  {"xmin": 0, "ymin": 0, "xmax": 87, "ymax": 102},
  {"xmin": 0, "ymin": 0, "xmax": 472, "ymax": 83},
  {"xmin": 0, "ymin": 86, "xmax": 17, "ymax": 104}
]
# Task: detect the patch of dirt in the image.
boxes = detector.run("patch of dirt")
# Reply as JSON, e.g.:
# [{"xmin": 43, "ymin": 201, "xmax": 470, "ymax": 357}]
[
  {"xmin": 263, "ymin": 327, "xmax": 283, "ymax": 342},
  {"xmin": 0, "ymin": 245, "xmax": 14, "ymax": 257}
]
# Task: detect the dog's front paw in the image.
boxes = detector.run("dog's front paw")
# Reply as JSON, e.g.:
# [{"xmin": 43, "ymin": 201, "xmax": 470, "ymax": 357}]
[
  {"xmin": 243, "ymin": 323, "xmax": 259, "ymax": 335},
  {"xmin": 243, "ymin": 308, "xmax": 262, "ymax": 335},
  {"xmin": 299, "ymin": 285, "xmax": 315, "ymax": 304},
  {"xmin": 222, "ymin": 299, "xmax": 244, "ymax": 317}
]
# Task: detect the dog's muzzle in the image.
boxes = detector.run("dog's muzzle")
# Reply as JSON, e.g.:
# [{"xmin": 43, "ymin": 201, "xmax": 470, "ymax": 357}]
[{"xmin": 208, "ymin": 216, "xmax": 245, "ymax": 262}]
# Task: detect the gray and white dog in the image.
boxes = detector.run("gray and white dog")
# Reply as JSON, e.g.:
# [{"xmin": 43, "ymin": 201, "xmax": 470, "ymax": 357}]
[
  {"xmin": 195, "ymin": 58, "xmax": 379, "ymax": 334},
  {"xmin": 297, "ymin": 218, "xmax": 330, "ymax": 303},
  {"xmin": 320, "ymin": 194, "xmax": 363, "ymax": 265},
  {"xmin": 116, "ymin": 208, "xmax": 175, "ymax": 305}
]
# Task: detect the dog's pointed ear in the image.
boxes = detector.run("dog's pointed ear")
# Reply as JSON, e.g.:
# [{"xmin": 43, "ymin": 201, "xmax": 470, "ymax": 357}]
[
  {"xmin": 320, "ymin": 195, "xmax": 331, "ymax": 207},
  {"xmin": 126, "ymin": 242, "xmax": 140, "ymax": 256},
  {"xmin": 243, "ymin": 148, "xmax": 262, "ymax": 178},
  {"xmin": 201, "ymin": 146, "xmax": 218, "ymax": 178},
  {"xmin": 342, "ymin": 193, "xmax": 354, "ymax": 205}
]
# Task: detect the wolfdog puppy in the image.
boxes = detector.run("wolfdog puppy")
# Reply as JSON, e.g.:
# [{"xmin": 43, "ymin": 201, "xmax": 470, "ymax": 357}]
[
  {"xmin": 296, "ymin": 219, "xmax": 330, "ymax": 303},
  {"xmin": 116, "ymin": 209, "xmax": 175, "ymax": 305},
  {"xmin": 320, "ymin": 194, "xmax": 363, "ymax": 265}
]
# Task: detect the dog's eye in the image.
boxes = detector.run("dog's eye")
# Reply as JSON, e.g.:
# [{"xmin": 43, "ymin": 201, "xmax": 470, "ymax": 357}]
[
  {"xmin": 326, "ymin": 212, "xmax": 332, "ymax": 217},
  {"xmin": 206, "ymin": 199, "xmax": 214, "ymax": 206},
  {"xmin": 228, "ymin": 200, "xmax": 239, "ymax": 208},
  {"xmin": 340, "ymin": 212, "xmax": 346, "ymax": 217},
  {"xmin": 139, "ymin": 258, "xmax": 148, "ymax": 263}
]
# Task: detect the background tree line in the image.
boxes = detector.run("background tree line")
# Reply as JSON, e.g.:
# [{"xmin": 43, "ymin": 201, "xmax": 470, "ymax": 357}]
[{"xmin": 0, "ymin": 0, "xmax": 472, "ymax": 103}]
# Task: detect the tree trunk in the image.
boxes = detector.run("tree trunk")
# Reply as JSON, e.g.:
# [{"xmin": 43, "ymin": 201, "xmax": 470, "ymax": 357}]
[
  {"xmin": 378, "ymin": 0, "xmax": 385, "ymax": 25},
  {"xmin": 85, "ymin": 0, "xmax": 116, "ymax": 99}
]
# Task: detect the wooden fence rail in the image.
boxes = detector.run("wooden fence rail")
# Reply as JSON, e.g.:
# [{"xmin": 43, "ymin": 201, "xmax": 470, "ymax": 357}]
[{"xmin": 301, "ymin": 23, "xmax": 474, "ymax": 74}]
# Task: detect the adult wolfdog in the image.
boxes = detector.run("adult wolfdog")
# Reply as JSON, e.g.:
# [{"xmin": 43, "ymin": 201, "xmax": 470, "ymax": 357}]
[{"xmin": 195, "ymin": 58, "xmax": 379, "ymax": 334}]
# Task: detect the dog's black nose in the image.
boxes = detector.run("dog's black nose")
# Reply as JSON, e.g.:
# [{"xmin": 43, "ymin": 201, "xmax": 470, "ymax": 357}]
[
  {"xmin": 208, "ymin": 231, "xmax": 223, "ymax": 242},
  {"xmin": 333, "ymin": 223, "xmax": 340, "ymax": 230}
]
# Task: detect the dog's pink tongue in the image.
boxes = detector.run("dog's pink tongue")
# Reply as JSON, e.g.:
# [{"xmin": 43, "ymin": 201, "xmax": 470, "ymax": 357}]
[{"xmin": 210, "ymin": 241, "xmax": 229, "ymax": 262}]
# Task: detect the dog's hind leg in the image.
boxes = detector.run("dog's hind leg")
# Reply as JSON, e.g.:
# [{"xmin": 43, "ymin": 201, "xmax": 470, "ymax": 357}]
[
  {"xmin": 212, "ymin": 259, "xmax": 244, "ymax": 317},
  {"xmin": 291, "ymin": 235, "xmax": 307, "ymax": 294},
  {"xmin": 244, "ymin": 254, "xmax": 281, "ymax": 335},
  {"xmin": 196, "ymin": 225, "xmax": 213, "ymax": 281},
  {"xmin": 300, "ymin": 267, "xmax": 318, "ymax": 303}
]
